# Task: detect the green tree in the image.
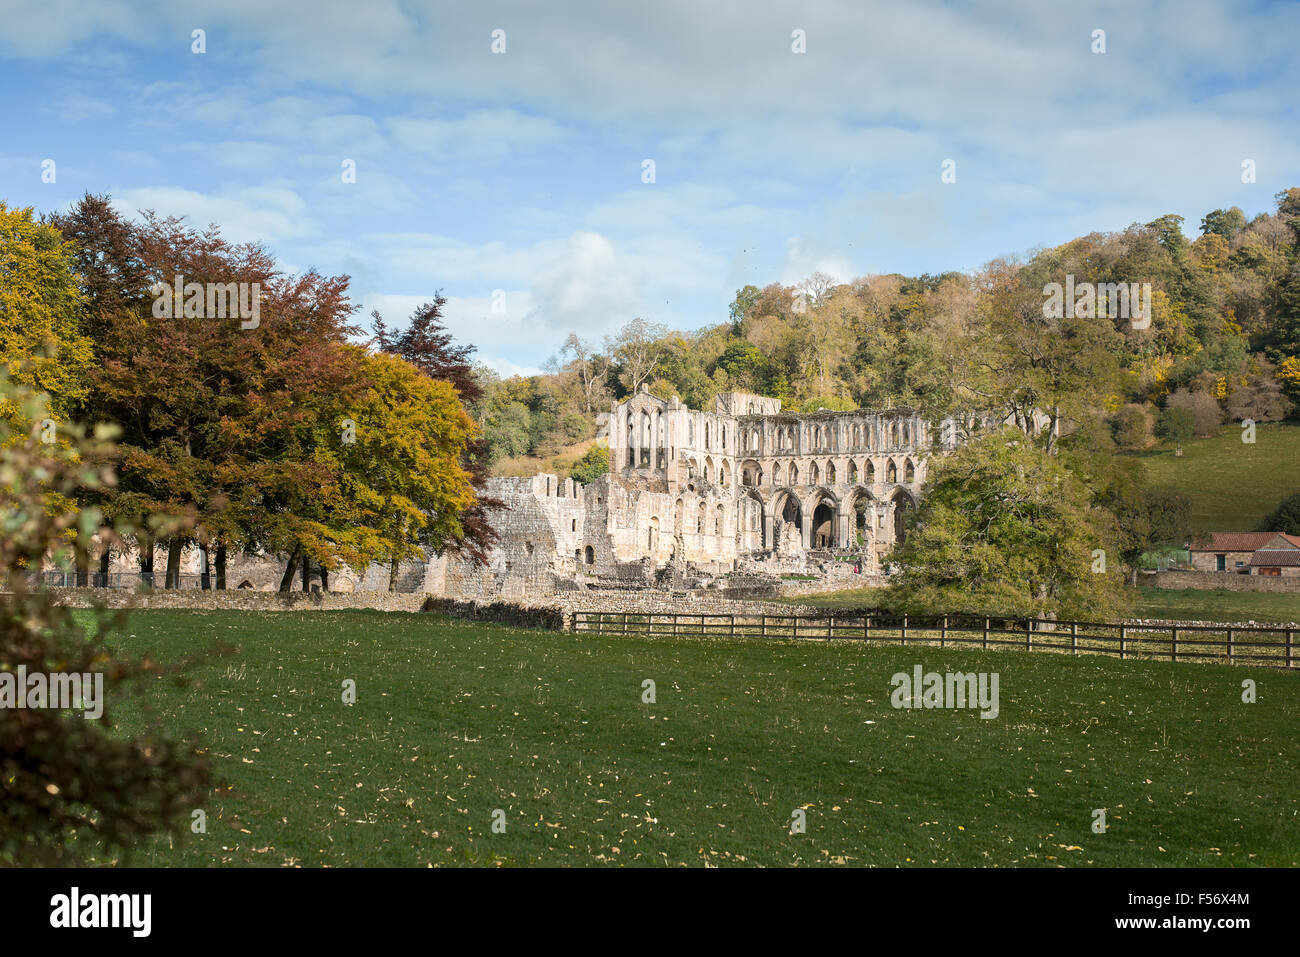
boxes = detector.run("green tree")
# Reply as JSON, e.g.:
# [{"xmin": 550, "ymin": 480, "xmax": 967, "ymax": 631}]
[
  {"xmin": 1200, "ymin": 207, "xmax": 1246, "ymax": 240},
  {"xmin": 887, "ymin": 430, "xmax": 1128, "ymax": 619},
  {"xmin": 570, "ymin": 443, "xmax": 609, "ymax": 484},
  {"xmin": 728, "ymin": 284, "xmax": 761, "ymax": 332},
  {"xmin": 1258, "ymin": 493, "xmax": 1300, "ymax": 536},
  {"xmin": 1155, "ymin": 405, "xmax": 1195, "ymax": 444}
]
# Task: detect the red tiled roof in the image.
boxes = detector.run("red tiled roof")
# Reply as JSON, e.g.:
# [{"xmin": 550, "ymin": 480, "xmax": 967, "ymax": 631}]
[
  {"xmin": 1189, "ymin": 532, "xmax": 1286, "ymax": 552},
  {"xmin": 1250, "ymin": 550, "xmax": 1300, "ymax": 567}
]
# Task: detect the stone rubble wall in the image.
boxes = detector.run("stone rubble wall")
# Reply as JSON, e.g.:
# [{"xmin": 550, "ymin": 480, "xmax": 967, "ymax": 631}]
[
  {"xmin": 1140, "ymin": 570, "xmax": 1300, "ymax": 593},
  {"xmin": 50, "ymin": 588, "xmax": 431, "ymax": 612}
]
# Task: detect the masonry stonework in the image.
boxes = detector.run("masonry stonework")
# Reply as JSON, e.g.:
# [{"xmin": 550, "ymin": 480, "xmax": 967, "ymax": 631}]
[{"xmin": 437, "ymin": 389, "xmax": 971, "ymax": 599}]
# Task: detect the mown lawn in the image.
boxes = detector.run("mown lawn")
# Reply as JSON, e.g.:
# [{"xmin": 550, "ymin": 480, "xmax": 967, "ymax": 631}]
[
  {"xmin": 1128, "ymin": 423, "xmax": 1300, "ymax": 534},
  {"xmin": 785, "ymin": 585, "xmax": 1300, "ymax": 624},
  {"xmin": 75, "ymin": 609, "xmax": 1299, "ymax": 867}
]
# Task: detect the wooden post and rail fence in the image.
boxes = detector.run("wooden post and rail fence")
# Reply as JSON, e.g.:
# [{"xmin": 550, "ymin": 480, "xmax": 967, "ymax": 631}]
[{"xmin": 570, "ymin": 609, "xmax": 1298, "ymax": 669}]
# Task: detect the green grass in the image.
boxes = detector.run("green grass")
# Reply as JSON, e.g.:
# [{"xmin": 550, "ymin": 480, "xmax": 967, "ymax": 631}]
[
  {"xmin": 1130, "ymin": 423, "xmax": 1300, "ymax": 534},
  {"xmin": 76, "ymin": 609, "xmax": 1300, "ymax": 867},
  {"xmin": 1129, "ymin": 587, "xmax": 1300, "ymax": 624},
  {"xmin": 784, "ymin": 585, "xmax": 1300, "ymax": 625}
]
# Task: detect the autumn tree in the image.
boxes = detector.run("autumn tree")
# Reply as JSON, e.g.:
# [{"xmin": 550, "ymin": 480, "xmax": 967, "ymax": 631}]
[
  {"xmin": 371, "ymin": 294, "xmax": 500, "ymax": 564},
  {"xmin": 0, "ymin": 203, "xmax": 94, "ymax": 418},
  {"xmin": 319, "ymin": 350, "xmax": 477, "ymax": 591}
]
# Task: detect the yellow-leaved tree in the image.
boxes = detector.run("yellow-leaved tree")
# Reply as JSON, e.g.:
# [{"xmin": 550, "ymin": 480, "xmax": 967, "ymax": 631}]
[{"xmin": 0, "ymin": 203, "xmax": 94, "ymax": 424}]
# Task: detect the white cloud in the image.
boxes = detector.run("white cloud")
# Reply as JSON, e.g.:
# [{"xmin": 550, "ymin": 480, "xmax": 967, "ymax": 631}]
[{"xmin": 110, "ymin": 185, "xmax": 313, "ymax": 245}]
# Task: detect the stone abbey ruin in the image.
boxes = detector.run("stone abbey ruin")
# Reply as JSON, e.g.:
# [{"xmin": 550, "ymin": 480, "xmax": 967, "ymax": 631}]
[{"xmin": 436, "ymin": 389, "xmax": 970, "ymax": 601}]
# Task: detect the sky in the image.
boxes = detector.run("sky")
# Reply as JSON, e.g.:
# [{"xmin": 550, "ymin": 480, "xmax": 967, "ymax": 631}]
[{"xmin": 1, "ymin": 0, "xmax": 1297, "ymax": 375}]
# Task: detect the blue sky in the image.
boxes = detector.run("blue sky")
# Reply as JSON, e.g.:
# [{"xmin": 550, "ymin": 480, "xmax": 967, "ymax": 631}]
[{"xmin": 2, "ymin": 0, "xmax": 1297, "ymax": 375}]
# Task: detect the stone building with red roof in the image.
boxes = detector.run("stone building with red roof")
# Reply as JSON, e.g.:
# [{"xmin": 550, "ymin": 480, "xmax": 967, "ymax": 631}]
[{"xmin": 1189, "ymin": 532, "xmax": 1300, "ymax": 576}]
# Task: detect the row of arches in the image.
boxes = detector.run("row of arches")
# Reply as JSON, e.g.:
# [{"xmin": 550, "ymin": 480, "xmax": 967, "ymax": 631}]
[
  {"xmin": 739, "ymin": 486, "xmax": 916, "ymax": 551},
  {"xmin": 740, "ymin": 456, "xmax": 917, "ymax": 489},
  {"xmin": 682, "ymin": 456, "xmax": 732, "ymax": 487},
  {"xmin": 625, "ymin": 409, "xmax": 667, "ymax": 469},
  {"xmin": 741, "ymin": 419, "xmax": 919, "ymax": 455}
]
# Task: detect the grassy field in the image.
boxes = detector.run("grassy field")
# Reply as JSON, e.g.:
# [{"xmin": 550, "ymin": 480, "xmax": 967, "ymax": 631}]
[
  {"xmin": 783, "ymin": 586, "xmax": 1300, "ymax": 624},
  {"xmin": 1131, "ymin": 587, "xmax": 1300, "ymax": 624},
  {"xmin": 77, "ymin": 609, "xmax": 1300, "ymax": 867},
  {"xmin": 1129, "ymin": 423, "xmax": 1300, "ymax": 534}
]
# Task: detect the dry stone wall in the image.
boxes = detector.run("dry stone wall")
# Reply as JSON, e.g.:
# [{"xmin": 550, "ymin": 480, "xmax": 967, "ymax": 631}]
[{"xmin": 1140, "ymin": 570, "xmax": 1300, "ymax": 593}]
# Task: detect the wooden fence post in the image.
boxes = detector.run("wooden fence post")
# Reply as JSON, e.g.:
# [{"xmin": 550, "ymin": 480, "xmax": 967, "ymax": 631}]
[
  {"xmin": 827, "ymin": 615, "xmax": 833, "ymax": 641},
  {"xmin": 865, "ymin": 616, "xmax": 871, "ymax": 642},
  {"xmin": 983, "ymin": 617, "xmax": 989, "ymax": 649},
  {"xmin": 1227, "ymin": 627, "xmax": 1234, "ymax": 664},
  {"xmin": 1119, "ymin": 625, "xmax": 1126, "ymax": 660},
  {"xmin": 730, "ymin": 615, "xmax": 736, "ymax": 638},
  {"xmin": 901, "ymin": 615, "xmax": 908, "ymax": 645},
  {"xmin": 1171, "ymin": 626, "xmax": 1177, "ymax": 663},
  {"xmin": 1026, "ymin": 618, "xmax": 1033, "ymax": 651},
  {"xmin": 1287, "ymin": 629, "xmax": 1295, "ymax": 670},
  {"xmin": 1071, "ymin": 621, "xmax": 1078, "ymax": 655},
  {"xmin": 940, "ymin": 616, "xmax": 947, "ymax": 648},
  {"xmin": 760, "ymin": 614, "xmax": 767, "ymax": 639}
]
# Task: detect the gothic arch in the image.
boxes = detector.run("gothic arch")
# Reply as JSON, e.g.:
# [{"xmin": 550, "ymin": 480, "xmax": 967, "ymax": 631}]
[
  {"xmin": 809, "ymin": 489, "xmax": 839, "ymax": 549},
  {"xmin": 890, "ymin": 488, "xmax": 915, "ymax": 544}
]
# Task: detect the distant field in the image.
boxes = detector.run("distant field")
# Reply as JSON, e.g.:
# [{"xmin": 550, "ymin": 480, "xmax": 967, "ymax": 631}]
[
  {"xmin": 71, "ymin": 609, "xmax": 1300, "ymax": 867},
  {"xmin": 785, "ymin": 585, "xmax": 1300, "ymax": 624},
  {"xmin": 1129, "ymin": 423, "xmax": 1300, "ymax": 534}
]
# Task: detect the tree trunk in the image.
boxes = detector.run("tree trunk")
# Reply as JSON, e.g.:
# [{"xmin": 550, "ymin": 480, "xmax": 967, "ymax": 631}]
[
  {"xmin": 279, "ymin": 545, "xmax": 301, "ymax": 593},
  {"xmin": 98, "ymin": 546, "xmax": 111, "ymax": 587},
  {"xmin": 138, "ymin": 532, "xmax": 155, "ymax": 589},
  {"xmin": 320, "ymin": 566, "xmax": 329, "ymax": 592},
  {"xmin": 165, "ymin": 538, "xmax": 183, "ymax": 589},
  {"xmin": 388, "ymin": 557, "xmax": 400, "ymax": 593},
  {"xmin": 74, "ymin": 544, "xmax": 90, "ymax": 587},
  {"xmin": 301, "ymin": 556, "xmax": 311, "ymax": 592},
  {"xmin": 215, "ymin": 543, "xmax": 227, "ymax": 590}
]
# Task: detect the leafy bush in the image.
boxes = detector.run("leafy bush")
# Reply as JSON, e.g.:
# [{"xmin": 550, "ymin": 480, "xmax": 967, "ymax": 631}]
[
  {"xmin": 1113, "ymin": 403, "xmax": 1155, "ymax": 450},
  {"xmin": 1165, "ymin": 388, "xmax": 1223, "ymax": 437},
  {"xmin": 0, "ymin": 379, "xmax": 210, "ymax": 865},
  {"xmin": 569, "ymin": 444, "xmax": 609, "ymax": 484},
  {"xmin": 1155, "ymin": 405, "xmax": 1195, "ymax": 444}
]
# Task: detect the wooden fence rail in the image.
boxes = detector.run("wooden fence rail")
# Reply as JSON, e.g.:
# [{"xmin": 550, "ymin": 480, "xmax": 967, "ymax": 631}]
[{"xmin": 570, "ymin": 610, "xmax": 1298, "ymax": 669}]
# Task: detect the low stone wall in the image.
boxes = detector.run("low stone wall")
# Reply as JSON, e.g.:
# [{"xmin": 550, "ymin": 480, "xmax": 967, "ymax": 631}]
[
  {"xmin": 423, "ymin": 598, "xmax": 567, "ymax": 630},
  {"xmin": 1140, "ymin": 570, "xmax": 1300, "ymax": 593},
  {"xmin": 563, "ymin": 591, "xmax": 828, "ymax": 621},
  {"xmin": 51, "ymin": 588, "xmax": 430, "ymax": 613}
]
